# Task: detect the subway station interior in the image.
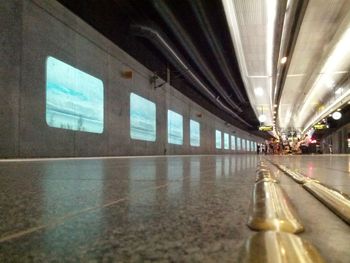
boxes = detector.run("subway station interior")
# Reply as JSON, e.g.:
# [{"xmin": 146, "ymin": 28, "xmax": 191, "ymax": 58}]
[{"xmin": 1, "ymin": 0, "xmax": 350, "ymax": 262}]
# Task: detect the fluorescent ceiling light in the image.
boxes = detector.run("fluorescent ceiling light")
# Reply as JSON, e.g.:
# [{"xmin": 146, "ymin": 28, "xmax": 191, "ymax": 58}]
[
  {"xmin": 326, "ymin": 77, "xmax": 335, "ymax": 88},
  {"xmin": 255, "ymin": 87, "xmax": 264, "ymax": 96},
  {"xmin": 258, "ymin": 114, "xmax": 267, "ymax": 122},
  {"xmin": 267, "ymin": 0, "xmax": 277, "ymax": 76},
  {"xmin": 332, "ymin": 111, "xmax": 342, "ymax": 120},
  {"xmin": 335, "ymin": 87, "xmax": 343, "ymax": 94}
]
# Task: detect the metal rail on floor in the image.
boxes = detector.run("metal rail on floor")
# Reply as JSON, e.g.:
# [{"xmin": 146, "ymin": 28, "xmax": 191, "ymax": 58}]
[
  {"xmin": 240, "ymin": 231, "xmax": 326, "ymax": 263},
  {"xmin": 248, "ymin": 163, "xmax": 304, "ymax": 233},
  {"xmin": 243, "ymin": 162, "xmax": 325, "ymax": 262},
  {"xmin": 303, "ymin": 182, "xmax": 350, "ymax": 224},
  {"xmin": 269, "ymin": 160, "xmax": 350, "ymax": 225}
]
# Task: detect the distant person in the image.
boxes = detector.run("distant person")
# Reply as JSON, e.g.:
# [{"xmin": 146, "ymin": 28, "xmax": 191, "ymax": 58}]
[
  {"xmin": 257, "ymin": 144, "xmax": 260, "ymax": 155},
  {"xmin": 300, "ymin": 134, "xmax": 311, "ymax": 154}
]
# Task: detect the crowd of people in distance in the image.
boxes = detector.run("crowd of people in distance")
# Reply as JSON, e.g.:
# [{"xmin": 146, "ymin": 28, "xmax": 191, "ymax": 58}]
[{"xmin": 257, "ymin": 134, "xmax": 312, "ymax": 155}]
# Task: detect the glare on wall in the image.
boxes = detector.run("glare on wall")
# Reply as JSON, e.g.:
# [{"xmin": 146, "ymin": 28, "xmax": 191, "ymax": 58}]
[
  {"xmin": 130, "ymin": 93, "xmax": 156, "ymax": 141},
  {"xmin": 190, "ymin": 120, "xmax": 200, "ymax": 147},
  {"xmin": 224, "ymin": 133, "xmax": 229, "ymax": 149},
  {"xmin": 231, "ymin": 135, "xmax": 236, "ymax": 150},
  {"xmin": 46, "ymin": 56, "xmax": 104, "ymax": 133},
  {"xmin": 168, "ymin": 110, "xmax": 183, "ymax": 145},
  {"xmin": 237, "ymin": 137, "xmax": 241, "ymax": 150},
  {"xmin": 216, "ymin": 130, "xmax": 222, "ymax": 149}
]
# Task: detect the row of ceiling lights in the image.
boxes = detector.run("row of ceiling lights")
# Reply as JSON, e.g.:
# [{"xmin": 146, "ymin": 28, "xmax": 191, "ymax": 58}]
[
  {"xmin": 271, "ymin": 56, "xmax": 288, "ymax": 133},
  {"xmin": 256, "ymin": 57, "xmax": 288, "ymax": 127}
]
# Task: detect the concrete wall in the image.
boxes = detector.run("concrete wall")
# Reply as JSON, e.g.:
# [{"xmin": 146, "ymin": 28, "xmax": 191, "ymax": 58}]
[
  {"xmin": 323, "ymin": 123, "xmax": 350, "ymax": 154},
  {"xmin": 0, "ymin": 0, "xmax": 262, "ymax": 158}
]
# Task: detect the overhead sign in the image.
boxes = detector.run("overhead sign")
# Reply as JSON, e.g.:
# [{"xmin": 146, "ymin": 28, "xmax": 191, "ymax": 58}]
[
  {"xmin": 313, "ymin": 124, "xmax": 328, "ymax": 130},
  {"xmin": 259, "ymin": 125, "xmax": 273, "ymax": 131}
]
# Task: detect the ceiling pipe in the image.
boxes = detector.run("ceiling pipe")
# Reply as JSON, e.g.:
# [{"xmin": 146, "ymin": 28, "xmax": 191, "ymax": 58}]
[
  {"xmin": 131, "ymin": 25, "xmax": 252, "ymax": 127},
  {"xmin": 271, "ymin": 0, "xmax": 288, "ymax": 114},
  {"xmin": 189, "ymin": 0, "xmax": 246, "ymax": 104},
  {"xmin": 152, "ymin": 0, "xmax": 243, "ymax": 113}
]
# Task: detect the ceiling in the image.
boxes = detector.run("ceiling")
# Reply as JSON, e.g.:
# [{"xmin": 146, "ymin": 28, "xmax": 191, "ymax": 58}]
[
  {"xmin": 279, "ymin": 0, "xmax": 350, "ymax": 135},
  {"xmin": 57, "ymin": 0, "xmax": 350, "ymax": 139}
]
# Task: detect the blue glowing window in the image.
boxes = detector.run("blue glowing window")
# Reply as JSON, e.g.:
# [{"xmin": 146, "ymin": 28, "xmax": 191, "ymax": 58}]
[
  {"xmin": 224, "ymin": 133, "xmax": 229, "ymax": 149},
  {"xmin": 190, "ymin": 120, "xmax": 200, "ymax": 147},
  {"xmin": 216, "ymin": 130, "xmax": 222, "ymax": 149},
  {"xmin": 168, "ymin": 110, "xmax": 183, "ymax": 145},
  {"xmin": 231, "ymin": 135, "xmax": 236, "ymax": 150},
  {"xmin": 247, "ymin": 140, "xmax": 250, "ymax": 151},
  {"xmin": 242, "ymin": 139, "xmax": 246, "ymax": 150},
  {"xmin": 237, "ymin": 137, "xmax": 241, "ymax": 150},
  {"xmin": 130, "ymin": 93, "xmax": 156, "ymax": 141},
  {"xmin": 46, "ymin": 56, "xmax": 104, "ymax": 133}
]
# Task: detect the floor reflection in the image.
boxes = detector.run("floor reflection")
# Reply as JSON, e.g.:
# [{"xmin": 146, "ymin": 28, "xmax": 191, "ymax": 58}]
[{"xmin": 0, "ymin": 155, "xmax": 260, "ymax": 261}]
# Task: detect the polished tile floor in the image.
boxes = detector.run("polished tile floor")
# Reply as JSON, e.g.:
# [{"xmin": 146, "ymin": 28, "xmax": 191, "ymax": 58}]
[{"xmin": 0, "ymin": 155, "xmax": 349, "ymax": 262}]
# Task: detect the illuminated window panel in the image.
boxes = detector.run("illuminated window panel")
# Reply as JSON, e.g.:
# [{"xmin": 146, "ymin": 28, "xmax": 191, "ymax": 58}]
[
  {"xmin": 190, "ymin": 120, "xmax": 200, "ymax": 147},
  {"xmin": 130, "ymin": 93, "xmax": 156, "ymax": 141},
  {"xmin": 242, "ymin": 139, "xmax": 246, "ymax": 150},
  {"xmin": 247, "ymin": 140, "xmax": 250, "ymax": 151},
  {"xmin": 216, "ymin": 130, "xmax": 222, "ymax": 149},
  {"xmin": 46, "ymin": 56, "xmax": 104, "ymax": 133},
  {"xmin": 231, "ymin": 135, "xmax": 236, "ymax": 150},
  {"xmin": 168, "ymin": 110, "xmax": 183, "ymax": 145},
  {"xmin": 237, "ymin": 137, "xmax": 241, "ymax": 150},
  {"xmin": 224, "ymin": 133, "xmax": 229, "ymax": 149}
]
